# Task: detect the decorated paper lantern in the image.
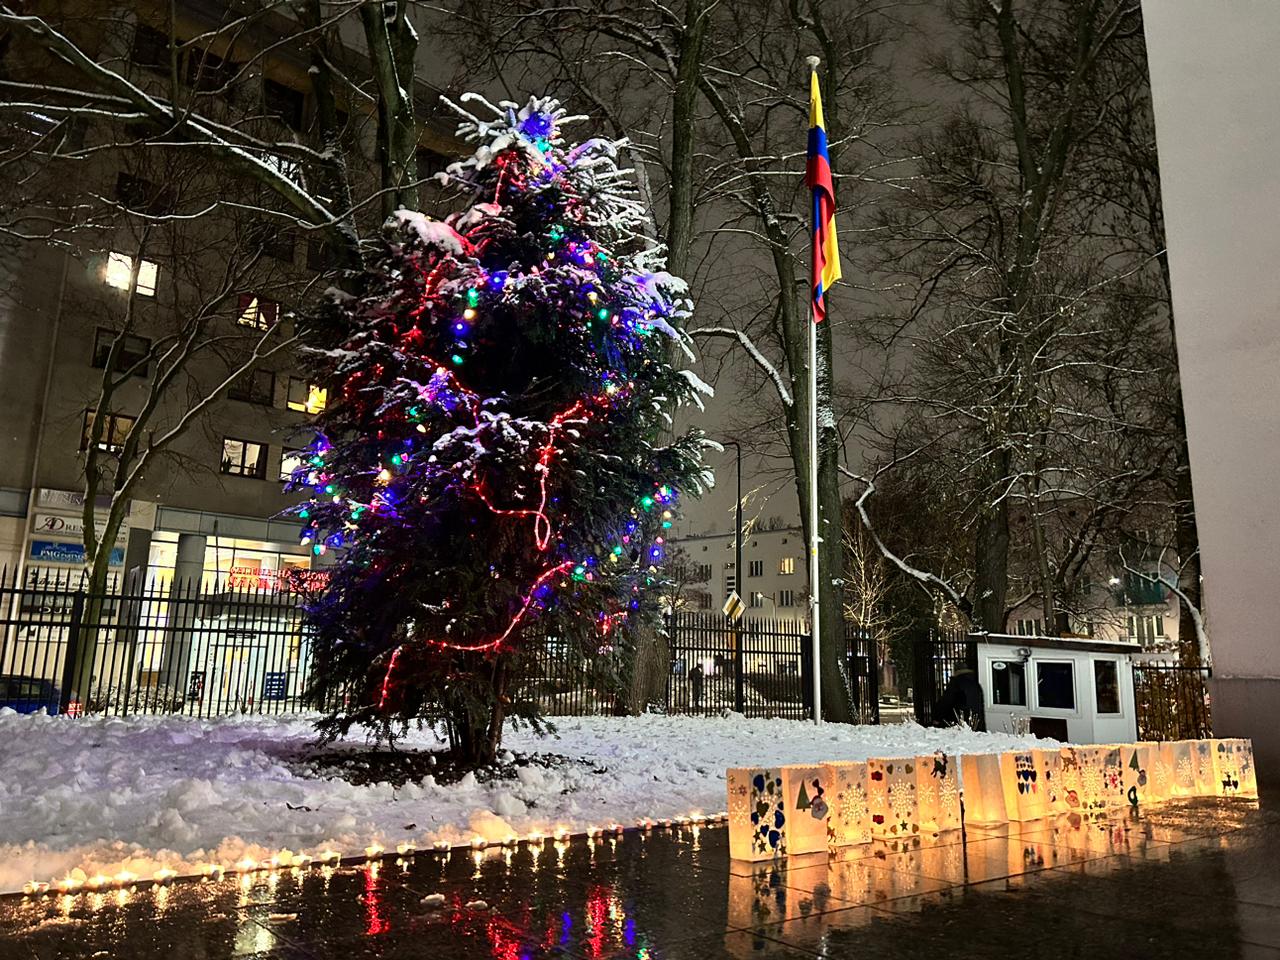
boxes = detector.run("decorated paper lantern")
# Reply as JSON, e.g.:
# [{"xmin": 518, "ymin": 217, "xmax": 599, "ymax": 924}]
[
  {"xmin": 780, "ymin": 764, "xmax": 830, "ymax": 855},
  {"xmin": 999, "ymin": 750, "xmax": 1048, "ymax": 821},
  {"xmin": 1225, "ymin": 738, "xmax": 1259, "ymax": 798},
  {"xmin": 1074, "ymin": 745, "xmax": 1125, "ymax": 814},
  {"xmin": 1210, "ymin": 739, "xmax": 1250, "ymax": 798},
  {"xmin": 960, "ymin": 753, "xmax": 1008, "ymax": 825},
  {"xmin": 1162, "ymin": 740, "xmax": 1199, "ymax": 797},
  {"xmin": 823, "ymin": 761, "xmax": 871, "ymax": 848},
  {"xmin": 727, "ymin": 767, "xmax": 787, "ymax": 861},
  {"xmin": 866, "ymin": 757, "xmax": 919, "ymax": 838},
  {"xmin": 915, "ymin": 753, "xmax": 962, "ymax": 833},
  {"xmin": 1119, "ymin": 743, "xmax": 1154, "ymax": 808},
  {"xmin": 1147, "ymin": 741, "xmax": 1176, "ymax": 802},
  {"xmin": 1192, "ymin": 740, "xmax": 1217, "ymax": 795},
  {"xmin": 1033, "ymin": 748, "xmax": 1066, "ymax": 814},
  {"xmin": 1057, "ymin": 747, "xmax": 1086, "ymax": 814}
]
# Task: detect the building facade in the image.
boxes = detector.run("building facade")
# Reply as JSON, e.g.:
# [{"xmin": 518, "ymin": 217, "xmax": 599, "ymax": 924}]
[
  {"xmin": 671, "ymin": 525, "xmax": 809, "ymax": 623},
  {"xmin": 0, "ymin": 3, "xmax": 460, "ymax": 591}
]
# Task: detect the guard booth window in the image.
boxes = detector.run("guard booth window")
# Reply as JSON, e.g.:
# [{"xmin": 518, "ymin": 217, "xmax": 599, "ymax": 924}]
[
  {"xmin": 1036, "ymin": 661, "xmax": 1077, "ymax": 710},
  {"xmin": 1094, "ymin": 660, "xmax": 1121, "ymax": 714},
  {"xmin": 991, "ymin": 660, "xmax": 1027, "ymax": 706}
]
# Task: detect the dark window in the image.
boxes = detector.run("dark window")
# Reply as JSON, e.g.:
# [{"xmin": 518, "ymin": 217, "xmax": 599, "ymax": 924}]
[
  {"xmin": 185, "ymin": 48, "xmax": 233, "ymax": 93},
  {"xmin": 115, "ymin": 172, "xmax": 173, "ymax": 215},
  {"xmin": 248, "ymin": 223, "xmax": 294, "ymax": 264},
  {"xmin": 307, "ymin": 239, "xmax": 338, "ymax": 272},
  {"xmin": 1036, "ymin": 661, "xmax": 1076, "ymax": 711},
  {"xmin": 990, "ymin": 660, "xmax": 1027, "ymax": 706},
  {"xmin": 748, "ymin": 559, "xmax": 763, "ymax": 577},
  {"xmin": 1094, "ymin": 660, "xmax": 1120, "ymax": 714},
  {"xmin": 228, "ymin": 368, "xmax": 275, "ymax": 405},
  {"xmin": 416, "ymin": 147, "xmax": 449, "ymax": 180},
  {"xmin": 779, "ymin": 589, "xmax": 796, "ymax": 607},
  {"xmin": 221, "ymin": 437, "xmax": 267, "ymax": 478},
  {"xmin": 81, "ymin": 410, "xmax": 136, "ymax": 454},
  {"xmin": 264, "ymin": 79, "xmax": 305, "ymax": 131},
  {"xmin": 697, "ymin": 592, "xmax": 712, "ymax": 610},
  {"xmin": 92, "ymin": 328, "xmax": 150, "ymax": 375},
  {"xmin": 131, "ymin": 24, "xmax": 169, "ymax": 75}
]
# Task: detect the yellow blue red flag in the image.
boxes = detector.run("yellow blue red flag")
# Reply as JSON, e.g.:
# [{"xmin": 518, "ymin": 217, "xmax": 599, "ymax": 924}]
[{"xmin": 806, "ymin": 70, "xmax": 841, "ymax": 322}]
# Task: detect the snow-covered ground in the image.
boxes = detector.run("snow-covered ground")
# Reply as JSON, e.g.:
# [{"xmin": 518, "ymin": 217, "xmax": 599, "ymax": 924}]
[{"xmin": 0, "ymin": 709, "xmax": 1043, "ymax": 893}]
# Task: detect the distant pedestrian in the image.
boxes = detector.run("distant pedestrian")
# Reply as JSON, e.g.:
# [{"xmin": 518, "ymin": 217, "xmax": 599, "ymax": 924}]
[
  {"xmin": 934, "ymin": 666, "xmax": 985, "ymax": 731},
  {"xmin": 689, "ymin": 662, "xmax": 705, "ymax": 709}
]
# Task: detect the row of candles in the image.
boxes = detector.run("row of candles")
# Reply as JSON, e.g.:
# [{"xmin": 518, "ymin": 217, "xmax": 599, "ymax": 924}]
[{"xmin": 20, "ymin": 811, "xmax": 729, "ymax": 897}]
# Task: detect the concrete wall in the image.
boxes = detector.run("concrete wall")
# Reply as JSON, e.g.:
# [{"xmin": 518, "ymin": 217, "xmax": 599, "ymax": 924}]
[{"xmin": 1143, "ymin": 4, "xmax": 1280, "ymax": 780}]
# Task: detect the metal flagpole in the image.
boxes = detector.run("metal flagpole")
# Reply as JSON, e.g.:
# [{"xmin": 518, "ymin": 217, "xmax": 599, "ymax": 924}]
[
  {"xmin": 808, "ymin": 304, "xmax": 822, "ymax": 726},
  {"xmin": 807, "ymin": 56, "xmax": 823, "ymax": 726}
]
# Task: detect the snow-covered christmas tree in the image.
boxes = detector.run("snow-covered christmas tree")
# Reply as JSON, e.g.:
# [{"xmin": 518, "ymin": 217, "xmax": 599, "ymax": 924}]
[{"xmin": 291, "ymin": 94, "xmax": 713, "ymax": 765}]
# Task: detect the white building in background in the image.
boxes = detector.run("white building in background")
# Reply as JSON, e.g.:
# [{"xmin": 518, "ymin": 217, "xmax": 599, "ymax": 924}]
[{"xmin": 671, "ymin": 525, "xmax": 809, "ymax": 623}]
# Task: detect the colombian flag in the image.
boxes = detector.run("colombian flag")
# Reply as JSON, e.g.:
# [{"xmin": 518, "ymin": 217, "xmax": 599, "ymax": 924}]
[{"xmin": 806, "ymin": 70, "xmax": 841, "ymax": 322}]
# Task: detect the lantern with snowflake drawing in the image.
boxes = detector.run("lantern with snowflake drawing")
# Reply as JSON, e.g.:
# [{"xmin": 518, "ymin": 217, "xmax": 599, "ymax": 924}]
[
  {"xmin": 960, "ymin": 753, "xmax": 1008, "ymax": 825},
  {"xmin": 915, "ymin": 753, "xmax": 961, "ymax": 833},
  {"xmin": 823, "ymin": 761, "xmax": 871, "ymax": 848},
  {"xmin": 1147, "ymin": 741, "xmax": 1176, "ymax": 802},
  {"xmin": 1075, "ymin": 745, "xmax": 1125, "ymax": 815},
  {"xmin": 1162, "ymin": 740, "xmax": 1199, "ymax": 797},
  {"xmin": 866, "ymin": 757, "xmax": 918, "ymax": 839},
  {"xmin": 727, "ymin": 767, "xmax": 787, "ymax": 861},
  {"xmin": 780, "ymin": 764, "xmax": 830, "ymax": 854},
  {"xmin": 1192, "ymin": 739, "xmax": 1217, "ymax": 795}
]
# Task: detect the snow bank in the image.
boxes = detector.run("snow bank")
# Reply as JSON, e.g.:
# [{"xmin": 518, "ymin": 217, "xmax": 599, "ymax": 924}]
[{"xmin": 0, "ymin": 710, "xmax": 1041, "ymax": 893}]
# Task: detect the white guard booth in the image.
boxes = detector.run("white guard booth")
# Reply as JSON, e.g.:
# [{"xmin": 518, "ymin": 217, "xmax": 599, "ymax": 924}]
[{"xmin": 976, "ymin": 634, "xmax": 1138, "ymax": 743}]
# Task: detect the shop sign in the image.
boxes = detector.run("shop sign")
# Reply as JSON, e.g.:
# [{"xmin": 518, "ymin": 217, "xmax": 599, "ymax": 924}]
[
  {"xmin": 32, "ymin": 513, "xmax": 128, "ymax": 545},
  {"xmin": 29, "ymin": 540, "xmax": 124, "ymax": 566},
  {"xmin": 227, "ymin": 565, "xmax": 330, "ymax": 593},
  {"xmin": 35, "ymin": 488, "xmax": 130, "ymax": 515}
]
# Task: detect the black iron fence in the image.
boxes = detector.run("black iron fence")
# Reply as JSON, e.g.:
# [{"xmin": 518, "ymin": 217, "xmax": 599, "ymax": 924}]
[
  {"xmin": 0, "ymin": 569, "xmax": 883, "ymax": 724},
  {"xmin": 664, "ymin": 612, "xmax": 879, "ymax": 724},
  {"xmin": 912, "ymin": 629, "xmax": 977, "ymax": 727},
  {"xmin": 1134, "ymin": 661, "xmax": 1213, "ymax": 741},
  {"xmin": 0, "ymin": 567, "xmax": 323, "ymax": 718}
]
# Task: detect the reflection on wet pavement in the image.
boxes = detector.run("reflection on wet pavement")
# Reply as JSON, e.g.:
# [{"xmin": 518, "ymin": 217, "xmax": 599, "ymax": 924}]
[{"xmin": 3, "ymin": 797, "xmax": 1279, "ymax": 959}]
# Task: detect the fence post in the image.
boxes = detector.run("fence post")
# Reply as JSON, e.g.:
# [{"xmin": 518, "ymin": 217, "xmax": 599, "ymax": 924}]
[
  {"xmin": 59, "ymin": 589, "xmax": 86, "ymax": 716},
  {"xmin": 733, "ymin": 616, "xmax": 745, "ymax": 714}
]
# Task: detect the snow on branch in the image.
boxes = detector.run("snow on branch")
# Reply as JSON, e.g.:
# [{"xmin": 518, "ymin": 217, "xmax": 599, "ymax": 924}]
[
  {"xmin": 841, "ymin": 463, "xmax": 973, "ymax": 621},
  {"xmin": 1118, "ymin": 549, "xmax": 1211, "ymax": 668},
  {"xmin": 687, "ymin": 326, "xmax": 793, "ymax": 407}
]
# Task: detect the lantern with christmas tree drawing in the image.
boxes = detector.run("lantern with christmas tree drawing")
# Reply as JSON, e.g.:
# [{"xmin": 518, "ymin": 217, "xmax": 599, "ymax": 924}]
[
  {"xmin": 781, "ymin": 764, "xmax": 830, "ymax": 854},
  {"xmin": 291, "ymin": 95, "xmax": 711, "ymax": 766}
]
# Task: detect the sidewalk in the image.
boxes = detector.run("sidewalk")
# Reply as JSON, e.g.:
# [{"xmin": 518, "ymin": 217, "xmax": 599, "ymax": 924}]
[{"xmin": 2, "ymin": 794, "xmax": 1276, "ymax": 959}]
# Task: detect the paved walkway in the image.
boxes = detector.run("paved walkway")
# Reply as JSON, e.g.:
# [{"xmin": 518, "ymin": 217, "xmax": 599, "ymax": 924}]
[{"xmin": 2, "ymin": 794, "xmax": 1277, "ymax": 959}]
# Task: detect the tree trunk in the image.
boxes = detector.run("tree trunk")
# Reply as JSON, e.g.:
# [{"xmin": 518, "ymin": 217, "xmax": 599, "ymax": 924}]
[{"xmin": 973, "ymin": 450, "xmax": 1011, "ymax": 632}]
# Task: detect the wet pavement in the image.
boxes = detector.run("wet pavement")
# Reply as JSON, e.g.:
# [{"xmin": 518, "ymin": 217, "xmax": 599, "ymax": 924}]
[{"xmin": 3, "ymin": 795, "xmax": 1279, "ymax": 960}]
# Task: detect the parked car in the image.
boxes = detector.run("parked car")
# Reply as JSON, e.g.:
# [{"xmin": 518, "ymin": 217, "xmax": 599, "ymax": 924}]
[{"xmin": 0, "ymin": 675, "xmax": 62, "ymax": 714}]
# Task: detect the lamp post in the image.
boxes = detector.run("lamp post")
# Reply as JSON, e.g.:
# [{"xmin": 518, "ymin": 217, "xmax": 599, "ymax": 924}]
[{"xmin": 724, "ymin": 440, "xmax": 744, "ymax": 712}]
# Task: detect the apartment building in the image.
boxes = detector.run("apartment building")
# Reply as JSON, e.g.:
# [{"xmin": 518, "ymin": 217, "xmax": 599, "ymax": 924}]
[
  {"xmin": 0, "ymin": 3, "xmax": 461, "ymax": 588},
  {"xmin": 671, "ymin": 525, "xmax": 809, "ymax": 623}
]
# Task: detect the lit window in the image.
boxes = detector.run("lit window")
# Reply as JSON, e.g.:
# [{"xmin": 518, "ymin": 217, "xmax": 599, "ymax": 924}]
[
  {"xmin": 104, "ymin": 252, "xmax": 158, "ymax": 297},
  {"xmin": 286, "ymin": 377, "xmax": 327, "ymax": 414},
  {"xmin": 779, "ymin": 557, "xmax": 796, "ymax": 575},
  {"xmin": 280, "ymin": 450, "xmax": 305, "ymax": 482},
  {"xmin": 237, "ymin": 295, "xmax": 279, "ymax": 330},
  {"xmin": 81, "ymin": 410, "xmax": 136, "ymax": 454},
  {"xmin": 221, "ymin": 437, "xmax": 266, "ymax": 478}
]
